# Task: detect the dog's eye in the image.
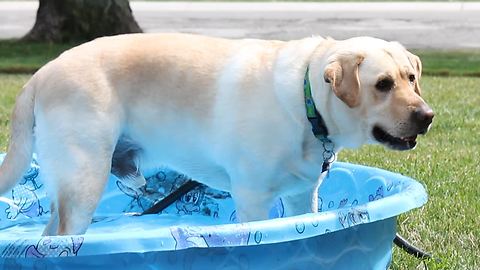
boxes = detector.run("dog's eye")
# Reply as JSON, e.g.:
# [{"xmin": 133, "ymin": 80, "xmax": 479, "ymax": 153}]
[
  {"xmin": 408, "ymin": 74, "xmax": 416, "ymax": 83},
  {"xmin": 375, "ymin": 78, "xmax": 394, "ymax": 92}
]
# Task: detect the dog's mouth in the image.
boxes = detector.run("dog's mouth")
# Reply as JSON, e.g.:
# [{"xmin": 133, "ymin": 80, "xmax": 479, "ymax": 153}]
[{"xmin": 372, "ymin": 125, "xmax": 417, "ymax": 151}]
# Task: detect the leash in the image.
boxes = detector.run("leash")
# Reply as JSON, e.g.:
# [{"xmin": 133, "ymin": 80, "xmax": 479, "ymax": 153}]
[
  {"xmin": 394, "ymin": 233, "xmax": 433, "ymax": 260},
  {"xmin": 140, "ymin": 180, "xmax": 201, "ymax": 215}
]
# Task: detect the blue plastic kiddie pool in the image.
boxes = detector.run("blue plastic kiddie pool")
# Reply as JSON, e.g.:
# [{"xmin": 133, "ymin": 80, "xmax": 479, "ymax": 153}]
[{"xmin": 0, "ymin": 154, "xmax": 427, "ymax": 270}]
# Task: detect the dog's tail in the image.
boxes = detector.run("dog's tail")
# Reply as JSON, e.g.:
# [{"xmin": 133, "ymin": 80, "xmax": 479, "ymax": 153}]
[{"xmin": 0, "ymin": 82, "xmax": 35, "ymax": 195}]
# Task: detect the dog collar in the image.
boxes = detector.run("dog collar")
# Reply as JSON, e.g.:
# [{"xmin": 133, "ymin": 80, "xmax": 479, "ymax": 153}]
[
  {"xmin": 304, "ymin": 66, "xmax": 329, "ymax": 138},
  {"xmin": 304, "ymin": 66, "xmax": 335, "ymax": 173}
]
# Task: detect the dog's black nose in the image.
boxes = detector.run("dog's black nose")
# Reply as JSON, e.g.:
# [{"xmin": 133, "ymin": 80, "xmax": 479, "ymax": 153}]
[{"xmin": 412, "ymin": 105, "xmax": 434, "ymax": 134}]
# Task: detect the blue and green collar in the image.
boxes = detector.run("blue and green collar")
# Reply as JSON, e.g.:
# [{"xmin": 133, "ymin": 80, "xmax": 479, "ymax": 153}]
[
  {"xmin": 304, "ymin": 66, "xmax": 335, "ymax": 173},
  {"xmin": 303, "ymin": 66, "xmax": 329, "ymax": 139}
]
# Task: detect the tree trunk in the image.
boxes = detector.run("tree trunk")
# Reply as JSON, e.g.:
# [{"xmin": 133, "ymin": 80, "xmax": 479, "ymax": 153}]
[{"xmin": 23, "ymin": 0, "xmax": 142, "ymax": 43}]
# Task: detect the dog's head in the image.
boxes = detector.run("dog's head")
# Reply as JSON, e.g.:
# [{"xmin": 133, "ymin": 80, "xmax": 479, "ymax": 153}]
[{"xmin": 313, "ymin": 37, "xmax": 433, "ymax": 150}]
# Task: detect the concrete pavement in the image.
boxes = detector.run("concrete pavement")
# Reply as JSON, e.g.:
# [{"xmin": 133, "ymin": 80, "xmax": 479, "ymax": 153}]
[{"xmin": 1, "ymin": 1, "xmax": 479, "ymax": 49}]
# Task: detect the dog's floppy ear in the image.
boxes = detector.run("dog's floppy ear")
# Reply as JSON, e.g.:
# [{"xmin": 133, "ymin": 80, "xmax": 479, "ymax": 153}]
[
  {"xmin": 406, "ymin": 51, "xmax": 423, "ymax": 95},
  {"xmin": 323, "ymin": 53, "xmax": 364, "ymax": 108}
]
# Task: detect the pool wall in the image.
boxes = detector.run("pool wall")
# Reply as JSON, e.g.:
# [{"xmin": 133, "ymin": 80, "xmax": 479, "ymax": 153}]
[{"xmin": 0, "ymin": 155, "xmax": 427, "ymax": 270}]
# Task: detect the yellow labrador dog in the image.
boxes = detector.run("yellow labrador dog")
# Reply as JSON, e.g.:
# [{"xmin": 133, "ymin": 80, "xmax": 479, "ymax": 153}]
[{"xmin": 0, "ymin": 33, "xmax": 433, "ymax": 236}]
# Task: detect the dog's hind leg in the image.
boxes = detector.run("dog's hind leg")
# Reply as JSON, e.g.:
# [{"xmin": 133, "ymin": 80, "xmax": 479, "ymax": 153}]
[
  {"xmin": 47, "ymin": 147, "xmax": 113, "ymax": 235},
  {"xmin": 36, "ymin": 112, "xmax": 118, "ymax": 235},
  {"xmin": 39, "ymin": 146, "xmax": 114, "ymax": 235},
  {"xmin": 55, "ymin": 144, "xmax": 113, "ymax": 235}
]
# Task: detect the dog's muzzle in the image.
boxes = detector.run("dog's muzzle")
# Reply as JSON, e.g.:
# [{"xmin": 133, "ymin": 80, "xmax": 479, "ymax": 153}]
[{"xmin": 373, "ymin": 105, "xmax": 434, "ymax": 151}]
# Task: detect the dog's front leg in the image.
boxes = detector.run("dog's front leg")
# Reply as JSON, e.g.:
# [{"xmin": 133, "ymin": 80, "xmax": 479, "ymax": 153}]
[
  {"xmin": 230, "ymin": 184, "xmax": 277, "ymax": 222},
  {"xmin": 282, "ymin": 187, "xmax": 319, "ymax": 217},
  {"xmin": 281, "ymin": 169, "xmax": 325, "ymax": 217}
]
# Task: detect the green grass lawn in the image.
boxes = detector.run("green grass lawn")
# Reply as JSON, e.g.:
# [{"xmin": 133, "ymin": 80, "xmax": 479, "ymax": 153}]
[
  {"xmin": 413, "ymin": 50, "xmax": 480, "ymax": 77},
  {"xmin": 1, "ymin": 74, "xmax": 478, "ymax": 269},
  {"xmin": 0, "ymin": 40, "xmax": 75, "ymax": 74}
]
